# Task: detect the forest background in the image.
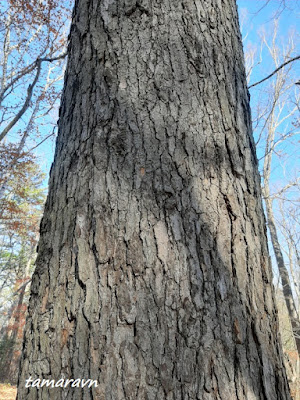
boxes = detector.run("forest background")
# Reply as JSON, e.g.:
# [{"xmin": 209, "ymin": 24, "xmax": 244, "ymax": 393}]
[{"xmin": 0, "ymin": 0, "xmax": 299, "ymax": 398}]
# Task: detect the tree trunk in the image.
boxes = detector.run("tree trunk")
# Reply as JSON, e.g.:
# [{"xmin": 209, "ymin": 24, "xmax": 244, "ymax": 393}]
[
  {"xmin": 0, "ymin": 251, "xmax": 33, "ymax": 383},
  {"xmin": 17, "ymin": 0, "xmax": 291, "ymax": 399},
  {"xmin": 0, "ymin": 282, "xmax": 27, "ymax": 384},
  {"xmin": 264, "ymin": 192, "xmax": 300, "ymax": 355}
]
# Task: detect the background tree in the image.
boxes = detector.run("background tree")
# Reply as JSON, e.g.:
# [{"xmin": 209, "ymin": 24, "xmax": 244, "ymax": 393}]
[
  {"xmin": 0, "ymin": 0, "xmax": 72, "ymax": 197},
  {"xmin": 245, "ymin": 13, "xmax": 300, "ymax": 355},
  {"xmin": 242, "ymin": 8, "xmax": 300, "ymax": 396},
  {"xmin": 0, "ymin": 0, "xmax": 72, "ymax": 385},
  {"xmin": 0, "ymin": 152, "xmax": 45, "ymax": 384}
]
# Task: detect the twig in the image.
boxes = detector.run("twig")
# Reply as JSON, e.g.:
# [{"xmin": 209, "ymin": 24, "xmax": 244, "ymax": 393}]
[{"xmin": 248, "ymin": 55, "xmax": 300, "ymax": 89}]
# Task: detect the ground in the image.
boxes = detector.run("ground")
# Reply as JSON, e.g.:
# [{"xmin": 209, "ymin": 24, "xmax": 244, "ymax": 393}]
[{"xmin": 0, "ymin": 384, "xmax": 17, "ymax": 400}]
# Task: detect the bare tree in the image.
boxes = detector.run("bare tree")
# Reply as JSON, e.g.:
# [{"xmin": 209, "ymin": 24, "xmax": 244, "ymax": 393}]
[
  {"xmin": 0, "ymin": 0, "xmax": 72, "ymax": 198},
  {"xmin": 247, "ymin": 20, "xmax": 300, "ymax": 357}
]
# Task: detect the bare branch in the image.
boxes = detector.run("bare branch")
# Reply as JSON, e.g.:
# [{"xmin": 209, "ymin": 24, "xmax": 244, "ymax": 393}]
[
  {"xmin": 26, "ymin": 129, "xmax": 56, "ymax": 153},
  {"xmin": 248, "ymin": 55, "xmax": 300, "ymax": 89},
  {"xmin": 0, "ymin": 52, "xmax": 67, "ymax": 143},
  {"xmin": 14, "ymin": 279, "xmax": 31, "ymax": 295},
  {"xmin": 272, "ymin": 180, "xmax": 300, "ymax": 199}
]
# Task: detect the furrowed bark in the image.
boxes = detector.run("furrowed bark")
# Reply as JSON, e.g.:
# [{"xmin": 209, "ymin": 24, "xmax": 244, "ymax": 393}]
[{"xmin": 17, "ymin": 0, "xmax": 291, "ymax": 399}]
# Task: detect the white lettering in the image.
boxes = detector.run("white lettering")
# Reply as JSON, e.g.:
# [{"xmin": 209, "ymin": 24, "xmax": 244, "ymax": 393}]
[
  {"xmin": 23, "ymin": 377, "xmax": 98, "ymax": 389},
  {"xmin": 25, "ymin": 377, "xmax": 33, "ymax": 388},
  {"xmin": 55, "ymin": 379, "xmax": 64, "ymax": 388},
  {"xmin": 88, "ymin": 379, "xmax": 98, "ymax": 388},
  {"xmin": 72, "ymin": 379, "xmax": 81, "ymax": 387},
  {"xmin": 81, "ymin": 379, "xmax": 90, "ymax": 388},
  {"xmin": 32, "ymin": 379, "xmax": 41, "ymax": 388},
  {"xmin": 41, "ymin": 379, "xmax": 55, "ymax": 388},
  {"xmin": 64, "ymin": 379, "xmax": 74, "ymax": 388}
]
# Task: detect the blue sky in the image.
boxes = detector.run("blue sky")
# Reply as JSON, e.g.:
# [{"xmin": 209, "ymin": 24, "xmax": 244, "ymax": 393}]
[
  {"xmin": 237, "ymin": 0, "xmax": 299, "ymax": 183},
  {"xmin": 235, "ymin": 0, "xmax": 299, "ymax": 287},
  {"xmin": 237, "ymin": 0, "xmax": 300, "ymax": 80},
  {"xmin": 27, "ymin": 0, "xmax": 299, "ymax": 209}
]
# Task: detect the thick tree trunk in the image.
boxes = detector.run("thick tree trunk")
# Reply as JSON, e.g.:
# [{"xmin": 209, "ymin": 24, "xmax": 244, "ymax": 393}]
[{"xmin": 17, "ymin": 0, "xmax": 291, "ymax": 399}]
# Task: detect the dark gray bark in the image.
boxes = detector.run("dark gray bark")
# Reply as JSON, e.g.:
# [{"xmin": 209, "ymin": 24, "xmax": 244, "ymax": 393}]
[{"xmin": 17, "ymin": 0, "xmax": 291, "ymax": 399}]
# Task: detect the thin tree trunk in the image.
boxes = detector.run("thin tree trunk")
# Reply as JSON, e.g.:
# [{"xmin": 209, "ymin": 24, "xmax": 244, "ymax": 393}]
[
  {"xmin": 17, "ymin": 0, "xmax": 291, "ymax": 399},
  {"xmin": 259, "ymin": 47, "xmax": 300, "ymax": 356},
  {"xmin": 264, "ymin": 193, "xmax": 300, "ymax": 355},
  {"xmin": 0, "ymin": 284, "xmax": 27, "ymax": 383},
  {"xmin": 0, "ymin": 252, "xmax": 33, "ymax": 383}
]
